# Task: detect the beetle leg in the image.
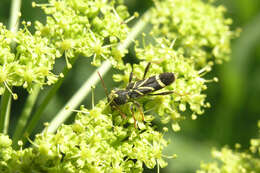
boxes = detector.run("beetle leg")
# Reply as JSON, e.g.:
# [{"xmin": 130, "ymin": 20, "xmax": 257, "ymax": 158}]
[
  {"xmin": 143, "ymin": 62, "xmax": 151, "ymax": 80},
  {"xmin": 130, "ymin": 104, "xmax": 137, "ymax": 128},
  {"xmin": 133, "ymin": 101, "xmax": 144, "ymax": 121},
  {"xmin": 129, "ymin": 71, "xmax": 133, "ymax": 83},
  {"xmin": 149, "ymin": 91, "xmax": 189, "ymax": 96},
  {"xmin": 113, "ymin": 105, "xmax": 126, "ymax": 119},
  {"xmin": 148, "ymin": 91, "xmax": 174, "ymax": 96}
]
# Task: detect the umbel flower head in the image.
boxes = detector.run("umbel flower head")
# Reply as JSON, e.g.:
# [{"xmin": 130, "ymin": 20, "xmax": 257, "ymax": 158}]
[
  {"xmin": 0, "ymin": 22, "xmax": 57, "ymax": 98},
  {"xmin": 151, "ymin": 0, "xmax": 240, "ymax": 67},
  {"xmin": 0, "ymin": 0, "xmax": 131, "ymax": 98},
  {"xmin": 34, "ymin": 0, "xmax": 130, "ymax": 69},
  {"xmin": 197, "ymin": 121, "xmax": 260, "ymax": 173},
  {"xmin": 0, "ymin": 104, "xmax": 170, "ymax": 172}
]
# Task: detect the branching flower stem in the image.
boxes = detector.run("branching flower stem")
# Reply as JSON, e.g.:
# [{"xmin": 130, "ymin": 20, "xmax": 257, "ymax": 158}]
[{"xmin": 46, "ymin": 10, "xmax": 151, "ymax": 133}]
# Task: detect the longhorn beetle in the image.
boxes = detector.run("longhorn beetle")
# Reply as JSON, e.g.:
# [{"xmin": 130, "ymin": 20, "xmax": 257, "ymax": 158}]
[{"xmin": 98, "ymin": 62, "xmax": 175, "ymax": 128}]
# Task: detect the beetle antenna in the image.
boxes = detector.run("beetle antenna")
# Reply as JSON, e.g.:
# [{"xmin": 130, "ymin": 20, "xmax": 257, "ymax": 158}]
[{"xmin": 97, "ymin": 71, "xmax": 110, "ymax": 101}]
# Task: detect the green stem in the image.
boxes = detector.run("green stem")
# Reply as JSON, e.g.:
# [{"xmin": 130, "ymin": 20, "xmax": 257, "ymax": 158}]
[
  {"xmin": 47, "ymin": 60, "xmax": 111, "ymax": 133},
  {"xmin": 0, "ymin": 92, "xmax": 11, "ymax": 133},
  {"xmin": 91, "ymin": 86, "xmax": 95, "ymax": 109},
  {"xmin": 9, "ymin": 0, "xmax": 21, "ymax": 32},
  {"xmin": 0, "ymin": 0, "xmax": 21, "ymax": 134},
  {"xmin": 21, "ymin": 58, "xmax": 77, "ymax": 144},
  {"xmin": 3, "ymin": 96, "xmax": 11, "ymax": 134},
  {"xmin": 12, "ymin": 85, "xmax": 41, "ymax": 148},
  {"xmin": 46, "ymin": 11, "xmax": 150, "ymax": 133}
]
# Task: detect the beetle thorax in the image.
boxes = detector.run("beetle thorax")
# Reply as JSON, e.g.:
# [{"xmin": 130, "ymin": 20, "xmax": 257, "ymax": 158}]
[{"xmin": 109, "ymin": 89, "xmax": 129, "ymax": 105}]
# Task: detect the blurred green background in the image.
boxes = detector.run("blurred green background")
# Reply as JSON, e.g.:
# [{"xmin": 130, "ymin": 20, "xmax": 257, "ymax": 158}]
[{"xmin": 1, "ymin": 0, "xmax": 260, "ymax": 172}]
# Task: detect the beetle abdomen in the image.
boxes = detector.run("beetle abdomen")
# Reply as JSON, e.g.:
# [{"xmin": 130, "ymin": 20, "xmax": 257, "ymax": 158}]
[
  {"xmin": 159, "ymin": 72, "xmax": 175, "ymax": 86},
  {"xmin": 127, "ymin": 72, "xmax": 175, "ymax": 99}
]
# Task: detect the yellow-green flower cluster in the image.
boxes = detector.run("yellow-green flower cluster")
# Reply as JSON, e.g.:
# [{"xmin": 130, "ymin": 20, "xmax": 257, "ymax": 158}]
[
  {"xmin": 0, "ymin": 103, "xmax": 169, "ymax": 172},
  {"xmin": 112, "ymin": 0, "xmax": 238, "ymax": 130},
  {"xmin": 151, "ymin": 0, "xmax": 239, "ymax": 67},
  {"xmin": 197, "ymin": 122, "xmax": 260, "ymax": 173},
  {"xmin": 0, "ymin": 22, "xmax": 57, "ymax": 97},
  {"xmin": 198, "ymin": 147, "xmax": 260, "ymax": 173},
  {"xmin": 34, "ymin": 0, "xmax": 130, "ymax": 69},
  {"xmin": 250, "ymin": 121, "xmax": 260, "ymax": 155},
  {"xmin": 0, "ymin": 0, "xmax": 238, "ymax": 172},
  {"xmin": 0, "ymin": 134, "xmax": 13, "ymax": 172},
  {"xmin": 0, "ymin": 0, "xmax": 131, "ymax": 97},
  {"xmin": 113, "ymin": 39, "xmax": 210, "ymax": 131},
  {"xmin": 197, "ymin": 148, "xmax": 260, "ymax": 173}
]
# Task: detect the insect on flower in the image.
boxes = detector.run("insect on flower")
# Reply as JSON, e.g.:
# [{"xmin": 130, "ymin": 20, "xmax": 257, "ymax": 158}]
[{"xmin": 98, "ymin": 62, "xmax": 175, "ymax": 128}]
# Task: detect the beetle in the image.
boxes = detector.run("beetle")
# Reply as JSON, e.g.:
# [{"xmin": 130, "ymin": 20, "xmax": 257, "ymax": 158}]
[{"xmin": 98, "ymin": 62, "xmax": 175, "ymax": 127}]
